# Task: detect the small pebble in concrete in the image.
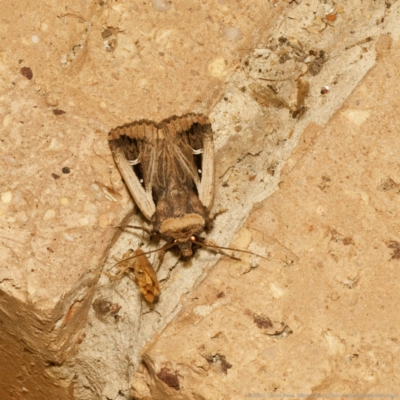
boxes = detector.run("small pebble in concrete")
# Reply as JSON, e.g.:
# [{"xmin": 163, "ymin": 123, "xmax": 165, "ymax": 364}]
[
  {"xmin": 20, "ymin": 67, "xmax": 33, "ymax": 80},
  {"xmin": 321, "ymin": 85, "xmax": 330, "ymax": 94},
  {"xmin": 1, "ymin": 191, "xmax": 12, "ymax": 203},
  {"xmin": 63, "ymin": 233, "xmax": 74, "ymax": 242},
  {"xmin": 43, "ymin": 209, "xmax": 56, "ymax": 220}
]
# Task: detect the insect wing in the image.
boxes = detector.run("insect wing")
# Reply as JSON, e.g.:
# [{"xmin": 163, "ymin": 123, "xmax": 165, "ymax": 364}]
[
  {"xmin": 162, "ymin": 114, "xmax": 215, "ymax": 210},
  {"xmin": 108, "ymin": 121, "xmax": 158, "ymax": 220},
  {"xmin": 133, "ymin": 249, "xmax": 160, "ymax": 303}
]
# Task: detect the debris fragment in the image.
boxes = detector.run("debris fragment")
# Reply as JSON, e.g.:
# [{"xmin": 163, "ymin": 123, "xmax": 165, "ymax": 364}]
[{"xmin": 20, "ymin": 67, "xmax": 33, "ymax": 80}]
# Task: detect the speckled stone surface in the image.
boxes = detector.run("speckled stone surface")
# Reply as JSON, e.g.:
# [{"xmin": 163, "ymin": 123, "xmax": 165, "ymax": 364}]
[
  {"xmin": 0, "ymin": 0, "xmax": 283, "ymax": 398},
  {"xmin": 131, "ymin": 36, "xmax": 400, "ymax": 399},
  {"xmin": 1, "ymin": 0, "xmax": 399, "ymax": 398}
]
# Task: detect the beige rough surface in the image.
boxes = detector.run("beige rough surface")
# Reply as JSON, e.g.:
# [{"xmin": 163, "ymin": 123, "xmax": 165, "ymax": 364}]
[
  {"xmin": 1, "ymin": 0, "xmax": 399, "ymax": 398},
  {"xmin": 0, "ymin": 0, "xmax": 283, "ymax": 398},
  {"xmin": 128, "ymin": 5, "xmax": 400, "ymax": 400},
  {"xmin": 131, "ymin": 41, "xmax": 400, "ymax": 399}
]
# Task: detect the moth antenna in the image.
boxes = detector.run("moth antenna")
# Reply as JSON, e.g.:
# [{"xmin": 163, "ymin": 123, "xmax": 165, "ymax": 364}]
[
  {"xmin": 192, "ymin": 239, "xmax": 268, "ymax": 261},
  {"xmin": 192, "ymin": 239, "xmax": 241, "ymax": 260},
  {"xmin": 109, "ymin": 242, "xmax": 177, "ymax": 270}
]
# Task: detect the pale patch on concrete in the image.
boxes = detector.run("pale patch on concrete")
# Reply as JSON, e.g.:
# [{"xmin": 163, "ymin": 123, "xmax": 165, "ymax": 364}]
[
  {"xmin": 1, "ymin": 191, "xmax": 12, "ymax": 204},
  {"xmin": 269, "ymin": 283, "xmax": 284, "ymax": 298},
  {"xmin": 208, "ymin": 57, "xmax": 228, "ymax": 78},
  {"xmin": 43, "ymin": 209, "xmax": 56, "ymax": 220},
  {"xmin": 193, "ymin": 305, "xmax": 214, "ymax": 317},
  {"xmin": 342, "ymin": 109, "xmax": 371, "ymax": 126}
]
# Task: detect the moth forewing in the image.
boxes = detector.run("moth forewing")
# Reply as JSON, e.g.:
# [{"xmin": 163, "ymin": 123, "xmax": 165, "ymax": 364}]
[
  {"xmin": 111, "ymin": 146, "xmax": 156, "ymax": 219},
  {"xmin": 178, "ymin": 113, "xmax": 215, "ymax": 211}
]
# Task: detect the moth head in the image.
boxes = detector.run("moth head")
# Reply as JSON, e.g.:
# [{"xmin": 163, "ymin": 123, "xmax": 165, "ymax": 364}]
[
  {"xmin": 160, "ymin": 214, "xmax": 206, "ymax": 257},
  {"xmin": 179, "ymin": 241, "xmax": 194, "ymax": 258}
]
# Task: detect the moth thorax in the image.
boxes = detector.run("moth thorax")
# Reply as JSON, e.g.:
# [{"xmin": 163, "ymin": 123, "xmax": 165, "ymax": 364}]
[{"xmin": 160, "ymin": 214, "xmax": 205, "ymax": 242}]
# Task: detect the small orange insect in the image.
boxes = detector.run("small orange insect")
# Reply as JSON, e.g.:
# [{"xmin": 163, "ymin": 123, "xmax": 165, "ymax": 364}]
[{"xmin": 106, "ymin": 248, "xmax": 160, "ymax": 303}]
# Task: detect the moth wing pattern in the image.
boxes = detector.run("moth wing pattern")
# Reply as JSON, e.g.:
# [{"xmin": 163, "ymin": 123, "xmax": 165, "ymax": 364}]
[
  {"xmin": 108, "ymin": 113, "xmax": 215, "ymax": 220},
  {"xmin": 198, "ymin": 119, "xmax": 214, "ymax": 210},
  {"xmin": 159, "ymin": 113, "xmax": 214, "ymax": 211},
  {"xmin": 109, "ymin": 121, "xmax": 157, "ymax": 219}
]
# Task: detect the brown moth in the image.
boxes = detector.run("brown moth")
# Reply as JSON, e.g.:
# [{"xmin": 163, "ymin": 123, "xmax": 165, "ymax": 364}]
[
  {"xmin": 108, "ymin": 113, "xmax": 215, "ymax": 258},
  {"xmin": 106, "ymin": 248, "xmax": 160, "ymax": 303}
]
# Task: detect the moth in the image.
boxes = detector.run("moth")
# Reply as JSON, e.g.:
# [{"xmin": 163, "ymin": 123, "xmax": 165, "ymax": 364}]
[
  {"xmin": 108, "ymin": 113, "xmax": 216, "ymax": 259},
  {"xmin": 108, "ymin": 113, "xmax": 264, "ymax": 270},
  {"xmin": 105, "ymin": 248, "xmax": 160, "ymax": 303}
]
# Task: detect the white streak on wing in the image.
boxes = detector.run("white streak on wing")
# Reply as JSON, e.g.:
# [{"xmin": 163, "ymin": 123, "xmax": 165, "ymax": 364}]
[
  {"xmin": 198, "ymin": 131, "xmax": 214, "ymax": 210},
  {"xmin": 146, "ymin": 129, "xmax": 159, "ymax": 193},
  {"xmin": 192, "ymin": 148, "xmax": 203, "ymax": 155},
  {"xmin": 112, "ymin": 147, "xmax": 155, "ymax": 220},
  {"xmin": 173, "ymin": 145, "xmax": 201, "ymax": 187},
  {"xmin": 128, "ymin": 158, "xmax": 140, "ymax": 166}
]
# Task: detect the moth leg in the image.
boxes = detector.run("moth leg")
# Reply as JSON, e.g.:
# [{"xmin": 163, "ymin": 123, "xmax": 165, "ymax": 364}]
[
  {"xmin": 157, "ymin": 248, "xmax": 165, "ymax": 271},
  {"xmin": 209, "ymin": 208, "xmax": 227, "ymax": 221},
  {"xmin": 102, "ymin": 266, "xmax": 131, "ymax": 281},
  {"xmin": 103, "ymin": 251, "xmax": 136, "ymax": 281},
  {"xmin": 118, "ymin": 224, "xmax": 153, "ymax": 236},
  {"xmin": 112, "ymin": 252, "xmax": 132, "ymax": 262},
  {"xmin": 206, "ymin": 209, "xmax": 228, "ymax": 230}
]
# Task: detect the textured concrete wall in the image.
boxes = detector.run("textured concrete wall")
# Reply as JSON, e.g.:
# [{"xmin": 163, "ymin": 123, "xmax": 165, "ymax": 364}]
[
  {"xmin": 0, "ymin": 0, "xmax": 282, "ymax": 398},
  {"xmin": 1, "ymin": 0, "xmax": 399, "ymax": 399}
]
